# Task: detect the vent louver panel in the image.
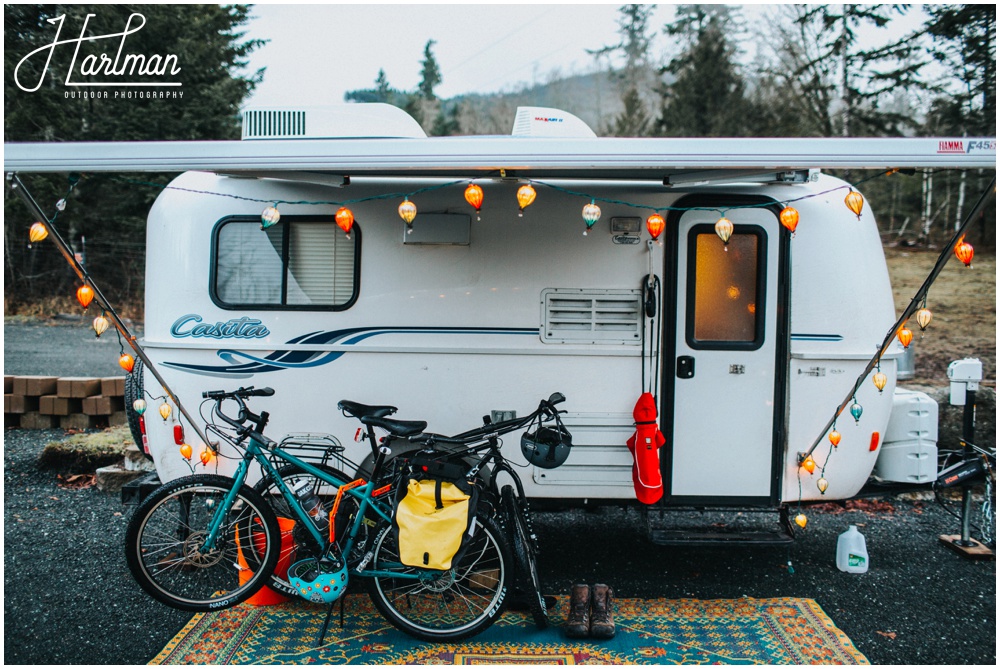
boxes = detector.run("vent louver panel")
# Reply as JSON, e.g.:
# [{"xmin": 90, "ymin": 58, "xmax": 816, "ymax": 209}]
[
  {"xmin": 541, "ymin": 289, "xmax": 642, "ymax": 344},
  {"xmin": 242, "ymin": 110, "xmax": 307, "ymax": 139}
]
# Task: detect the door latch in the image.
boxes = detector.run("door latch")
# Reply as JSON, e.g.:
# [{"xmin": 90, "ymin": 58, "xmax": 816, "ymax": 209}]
[{"xmin": 677, "ymin": 356, "xmax": 695, "ymax": 379}]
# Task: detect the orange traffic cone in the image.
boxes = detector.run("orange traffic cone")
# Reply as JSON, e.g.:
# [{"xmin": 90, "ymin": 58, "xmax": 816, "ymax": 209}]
[{"xmin": 236, "ymin": 516, "xmax": 297, "ymax": 606}]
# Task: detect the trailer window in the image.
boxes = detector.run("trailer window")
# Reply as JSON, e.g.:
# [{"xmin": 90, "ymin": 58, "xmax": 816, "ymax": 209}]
[
  {"xmin": 687, "ymin": 227, "xmax": 765, "ymax": 348},
  {"xmin": 212, "ymin": 217, "xmax": 360, "ymax": 310}
]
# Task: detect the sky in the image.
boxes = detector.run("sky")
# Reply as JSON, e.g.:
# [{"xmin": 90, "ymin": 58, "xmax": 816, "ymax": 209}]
[
  {"xmin": 240, "ymin": 2, "xmax": 931, "ymax": 111},
  {"xmin": 241, "ymin": 3, "xmax": 717, "ymax": 108}
]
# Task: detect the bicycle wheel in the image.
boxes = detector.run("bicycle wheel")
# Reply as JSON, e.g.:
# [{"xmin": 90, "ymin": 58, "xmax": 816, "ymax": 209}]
[
  {"xmin": 501, "ymin": 485, "xmax": 548, "ymax": 629},
  {"xmin": 252, "ymin": 464, "xmax": 357, "ymax": 597},
  {"xmin": 124, "ymin": 474, "xmax": 280, "ymax": 611},
  {"xmin": 366, "ymin": 512, "xmax": 511, "ymax": 641}
]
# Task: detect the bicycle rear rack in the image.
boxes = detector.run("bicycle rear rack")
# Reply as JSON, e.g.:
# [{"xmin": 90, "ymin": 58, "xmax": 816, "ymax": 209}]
[{"xmin": 271, "ymin": 433, "xmax": 358, "ymax": 476}]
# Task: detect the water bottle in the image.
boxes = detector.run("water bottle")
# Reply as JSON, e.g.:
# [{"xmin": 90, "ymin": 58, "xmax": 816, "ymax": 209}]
[
  {"xmin": 836, "ymin": 525, "xmax": 869, "ymax": 573},
  {"xmin": 291, "ymin": 479, "xmax": 328, "ymax": 532}
]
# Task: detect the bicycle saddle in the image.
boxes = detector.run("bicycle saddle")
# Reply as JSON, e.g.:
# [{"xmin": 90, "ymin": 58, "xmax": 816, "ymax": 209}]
[
  {"xmin": 338, "ymin": 399, "xmax": 397, "ymax": 419},
  {"xmin": 360, "ymin": 415, "xmax": 427, "ymax": 438}
]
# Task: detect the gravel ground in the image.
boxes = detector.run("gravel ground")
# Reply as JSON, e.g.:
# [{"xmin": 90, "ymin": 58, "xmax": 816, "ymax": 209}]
[{"xmin": 3, "ymin": 321, "xmax": 996, "ymax": 664}]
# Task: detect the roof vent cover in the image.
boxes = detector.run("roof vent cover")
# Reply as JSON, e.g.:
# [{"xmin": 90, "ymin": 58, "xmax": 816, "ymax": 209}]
[{"xmin": 241, "ymin": 104, "xmax": 426, "ymax": 140}]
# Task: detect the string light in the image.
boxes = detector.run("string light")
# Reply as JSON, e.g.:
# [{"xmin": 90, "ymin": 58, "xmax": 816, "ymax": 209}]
[
  {"xmin": 516, "ymin": 184, "xmax": 536, "ymax": 216},
  {"xmin": 645, "ymin": 214, "xmax": 666, "ymax": 241},
  {"xmin": 132, "ymin": 399, "xmax": 147, "ymax": 415},
  {"xmin": 119, "ymin": 353, "xmax": 135, "ymax": 373},
  {"xmin": 581, "ymin": 200, "xmax": 601, "ymax": 236},
  {"xmin": 829, "ymin": 428, "xmax": 841, "ymax": 448},
  {"xmin": 954, "ymin": 235, "xmax": 974, "ymax": 267},
  {"xmin": 872, "ymin": 355, "xmax": 887, "ymax": 393},
  {"xmin": 714, "ymin": 216, "xmax": 733, "ymax": 249},
  {"xmin": 464, "ymin": 183, "xmax": 484, "ymax": 220},
  {"xmin": 844, "ymin": 190, "xmax": 864, "ymax": 219},
  {"xmin": 779, "ymin": 206, "xmax": 799, "ymax": 236},
  {"xmin": 817, "ymin": 477, "xmax": 829, "ymax": 494},
  {"xmin": 897, "ymin": 326, "xmax": 913, "ymax": 349},
  {"xmin": 915, "ymin": 306, "xmax": 933, "ymax": 331},
  {"xmin": 159, "ymin": 402, "xmax": 172, "ymax": 421},
  {"xmin": 261, "ymin": 205, "xmax": 280, "ymax": 229},
  {"xmin": 179, "ymin": 443, "xmax": 193, "ymax": 460},
  {"xmin": 398, "ymin": 197, "xmax": 417, "ymax": 234},
  {"xmin": 76, "ymin": 284, "xmax": 94, "ymax": 309},
  {"xmin": 200, "ymin": 447, "xmax": 214, "ymax": 465},
  {"xmin": 850, "ymin": 398, "xmax": 863, "ymax": 424},
  {"xmin": 335, "ymin": 206, "xmax": 354, "ymax": 239},
  {"xmin": 800, "ymin": 454, "xmax": 817, "ymax": 474},
  {"xmin": 92, "ymin": 314, "xmax": 109, "ymax": 337},
  {"xmin": 29, "ymin": 222, "xmax": 48, "ymax": 243},
  {"xmin": 794, "ymin": 513, "xmax": 808, "ymax": 529}
]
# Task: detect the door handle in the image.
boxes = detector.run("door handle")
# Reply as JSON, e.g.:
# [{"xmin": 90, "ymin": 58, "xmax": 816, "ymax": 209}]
[{"xmin": 676, "ymin": 356, "xmax": 695, "ymax": 379}]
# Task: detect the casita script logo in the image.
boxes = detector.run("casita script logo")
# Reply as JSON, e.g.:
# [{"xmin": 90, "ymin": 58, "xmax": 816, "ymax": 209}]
[
  {"xmin": 14, "ymin": 13, "xmax": 181, "ymax": 93},
  {"xmin": 171, "ymin": 315, "xmax": 270, "ymax": 340}
]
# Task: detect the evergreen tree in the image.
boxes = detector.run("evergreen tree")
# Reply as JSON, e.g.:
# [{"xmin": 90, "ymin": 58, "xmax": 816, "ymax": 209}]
[
  {"xmin": 655, "ymin": 5, "xmax": 751, "ymax": 136},
  {"xmin": 924, "ymin": 5, "xmax": 996, "ymax": 136},
  {"xmin": 344, "ymin": 68, "xmax": 407, "ymax": 106},
  {"xmin": 418, "ymin": 39, "xmax": 442, "ymax": 100},
  {"xmin": 610, "ymin": 86, "xmax": 651, "ymax": 137},
  {"xmin": 4, "ymin": 5, "xmax": 263, "ymax": 307}
]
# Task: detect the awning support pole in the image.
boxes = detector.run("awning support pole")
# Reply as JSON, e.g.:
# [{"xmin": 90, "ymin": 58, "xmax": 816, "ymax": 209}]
[
  {"xmin": 5, "ymin": 172, "xmax": 212, "ymax": 449},
  {"xmin": 802, "ymin": 176, "xmax": 996, "ymax": 460}
]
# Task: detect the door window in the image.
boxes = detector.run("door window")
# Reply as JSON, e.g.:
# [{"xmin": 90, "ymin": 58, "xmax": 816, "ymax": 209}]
[{"xmin": 686, "ymin": 225, "xmax": 766, "ymax": 349}]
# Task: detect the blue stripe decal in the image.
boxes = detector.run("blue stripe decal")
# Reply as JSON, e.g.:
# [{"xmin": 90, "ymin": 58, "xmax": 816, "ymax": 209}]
[
  {"xmin": 790, "ymin": 333, "xmax": 843, "ymax": 342},
  {"xmin": 163, "ymin": 326, "xmax": 537, "ymax": 377}
]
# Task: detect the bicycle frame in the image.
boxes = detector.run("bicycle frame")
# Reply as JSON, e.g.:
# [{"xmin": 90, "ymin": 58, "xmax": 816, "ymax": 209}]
[{"xmin": 199, "ymin": 432, "xmax": 432, "ymax": 584}]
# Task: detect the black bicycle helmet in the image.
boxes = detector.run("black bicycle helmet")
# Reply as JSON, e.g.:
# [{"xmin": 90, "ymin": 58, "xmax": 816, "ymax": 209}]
[{"xmin": 521, "ymin": 426, "xmax": 572, "ymax": 469}]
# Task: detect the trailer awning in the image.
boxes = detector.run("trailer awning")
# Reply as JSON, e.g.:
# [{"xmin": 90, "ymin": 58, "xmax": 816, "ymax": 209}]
[{"xmin": 3, "ymin": 136, "xmax": 995, "ymax": 179}]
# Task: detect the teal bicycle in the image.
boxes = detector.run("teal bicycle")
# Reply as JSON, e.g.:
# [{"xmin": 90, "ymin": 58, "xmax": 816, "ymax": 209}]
[{"xmin": 124, "ymin": 386, "xmax": 565, "ymax": 640}]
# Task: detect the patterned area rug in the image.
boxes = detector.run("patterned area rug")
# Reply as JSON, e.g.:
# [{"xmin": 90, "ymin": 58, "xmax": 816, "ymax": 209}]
[{"xmin": 151, "ymin": 595, "xmax": 868, "ymax": 665}]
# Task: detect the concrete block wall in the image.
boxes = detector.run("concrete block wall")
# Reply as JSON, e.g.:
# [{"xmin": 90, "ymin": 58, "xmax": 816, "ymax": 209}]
[{"xmin": 4, "ymin": 375, "xmax": 128, "ymax": 430}]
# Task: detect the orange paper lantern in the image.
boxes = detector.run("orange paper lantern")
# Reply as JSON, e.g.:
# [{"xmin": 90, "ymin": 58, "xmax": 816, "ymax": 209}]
[
  {"xmin": 794, "ymin": 513, "xmax": 808, "ymax": 529},
  {"xmin": 76, "ymin": 285, "xmax": 94, "ymax": 309},
  {"xmin": 801, "ymin": 455, "xmax": 816, "ymax": 474},
  {"xmin": 844, "ymin": 190, "xmax": 864, "ymax": 219},
  {"xmin": 464, "ymin": 184, "xmax": 484, "ymax": 217},
  {"xmin": 335, "ymin": 207, "xmax": 354, "ymax": 237},
  {"xmin": 954, "ymin": 236, "xmax": 974, "ymax": 267},
  {"xmin": 179, "ymin": 443, "xmax": 193, "ymax": 460},
  {"xmin": 646, "ymin": 214, "xmax": 666, "ymax": 241},
  {"xmin": 829, "ymin": 429, "xmax": 841, "ymax": 447},
  {"xmin": 200, "ymin": 448, "xmax": 213, "ymax": 465},
  {"xmin": 898, "ymin": 326, "xmax": 913, "ymax": 349},
  {"xmin": 29, "ymin": 222, "xmax": 49, "ymax": 243},
  {"xmin": 119, "ymin": 353, "xmax": 135, "ymax": 373},
  {"xmin": 779, "ymin": 206, "xmax": 799, "ymax": 235},
  {"xmin": 516, "ymin": 184, "xmax": 536, "ymax": 215}
]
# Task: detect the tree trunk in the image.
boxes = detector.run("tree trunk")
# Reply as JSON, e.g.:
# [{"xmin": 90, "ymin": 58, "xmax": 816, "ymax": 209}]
[{"xmin": 919, "ymin": 169, "xmax": 933, "ymax": 242}]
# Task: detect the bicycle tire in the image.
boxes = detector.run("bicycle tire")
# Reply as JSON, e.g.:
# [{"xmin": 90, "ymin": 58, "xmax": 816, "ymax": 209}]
[
  {"xmin": 251, "ymin": 463, "xmax": 357, "ymax": 597},
  {"xmin": 501, "ymin": 485, "xmax": 548, "ymax": 629},
  {"xmin": 123, "ymin": 358, "xmax": 150, "ymax": 459},
  {"xmin": 366, "ymin": 511, "xmax": 511, "ymax": 641},
  {"xmin": 124, "ymin": 474, "xmax": 280, "ymax": 611}
]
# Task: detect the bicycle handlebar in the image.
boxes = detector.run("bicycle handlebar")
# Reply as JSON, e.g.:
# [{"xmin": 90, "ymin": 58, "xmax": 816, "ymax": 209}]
[
  {"xmin": 407, "ymin": 392, "xmax": 566, "ymax": 446},
  {"xmin": 203, "ymin": 386, "xmax": 273, "ymax": 438}
]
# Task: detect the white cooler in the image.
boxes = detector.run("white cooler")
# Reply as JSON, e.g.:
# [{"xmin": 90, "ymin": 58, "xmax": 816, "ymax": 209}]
[{"xmin": 873, "ymin": 388, "xmax": 939, "ymax": 483}]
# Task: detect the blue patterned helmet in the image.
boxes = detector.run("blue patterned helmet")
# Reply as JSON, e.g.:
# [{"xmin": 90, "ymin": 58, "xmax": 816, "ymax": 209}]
[{"xmin": 288, "ymin": 551, "xmax": 348, "ymax": 604}]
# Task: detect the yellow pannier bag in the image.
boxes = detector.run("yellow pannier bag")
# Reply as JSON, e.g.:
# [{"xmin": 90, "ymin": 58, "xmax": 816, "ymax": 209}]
[{"xmin": 395, "ymin": 477, "xmax": 472, "ymax": 570}]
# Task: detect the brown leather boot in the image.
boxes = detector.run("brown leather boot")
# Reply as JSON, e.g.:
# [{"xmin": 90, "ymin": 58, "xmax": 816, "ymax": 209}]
[
  {"xmin": 564, "ymin": 584, "xmax": 591, "ymax": 638},
  {"xmin": 590, "ymin": 584, "xmax": 615, "ymax": 639}
]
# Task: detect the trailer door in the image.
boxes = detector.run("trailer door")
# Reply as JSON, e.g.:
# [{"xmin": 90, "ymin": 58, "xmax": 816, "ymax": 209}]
[{"xmin": 665, "ymin": 203, "xmax": 785, "ymax": 504}]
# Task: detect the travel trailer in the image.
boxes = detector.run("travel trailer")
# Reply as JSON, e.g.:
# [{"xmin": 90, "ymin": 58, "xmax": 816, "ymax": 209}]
[{"xmin": 5, "ymin": 105, "xmax": 996, "ymax": 527}]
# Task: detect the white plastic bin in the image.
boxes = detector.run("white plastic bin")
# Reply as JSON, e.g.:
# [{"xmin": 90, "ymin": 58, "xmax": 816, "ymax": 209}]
[{"xmin": 874, "ymin": 389, "xmax": 938, "ymax": 483}]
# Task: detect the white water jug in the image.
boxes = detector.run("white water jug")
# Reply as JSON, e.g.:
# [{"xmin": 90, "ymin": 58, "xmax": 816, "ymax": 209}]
[{"xmin": 836, "ymin": 525, "xmax": 869, "ymax": 573}]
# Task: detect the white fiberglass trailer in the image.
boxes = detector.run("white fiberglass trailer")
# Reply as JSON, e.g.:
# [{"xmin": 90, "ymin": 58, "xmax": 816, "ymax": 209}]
[{"xmin": 6, "ymin": 105, "xmax": 996, "ymax": 513}]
